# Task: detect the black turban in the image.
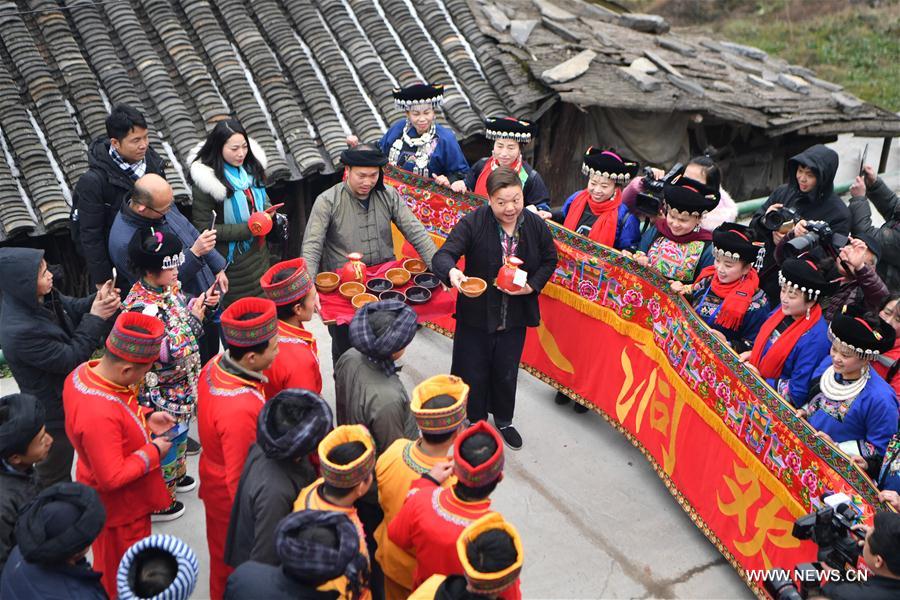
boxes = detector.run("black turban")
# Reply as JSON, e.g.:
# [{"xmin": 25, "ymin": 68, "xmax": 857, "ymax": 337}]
[
  {"xmin": 0, "ymin": 393, "xmax": 45, "ymax": 458},
  {"xmin": 340, "ymin": 146, "xmax": 388, "ymax": 168},
  {"xmin": 276, "ymin": 510, "xmax": 368, "ymax": 597},
  {"xmin": 16, "ymin": 482, "xmax": 106, "ymax": 564},
  {"xmin": 257, "ymin": 389, "xmax": 333, "ymax": 461}
]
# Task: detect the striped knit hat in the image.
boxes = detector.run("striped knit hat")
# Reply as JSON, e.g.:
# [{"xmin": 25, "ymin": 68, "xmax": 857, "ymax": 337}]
[
  {"xmin": 117, "ymin": 534, "xmax": 199, "ymax": 600},
  {"xmin": 260, "ymin": 257, "xmax": 313, "ymax": 307},
  {"xmin": 411, "ymin": 374, "xmax": 469, "ymax": 434},
  {"xmin": 106, "ymin": 312, "xmax": 165, "ymax": 364},
  {"xmin": 220, "ymin": 297, "xmax": 278, "ymax": 348},
  {"xmin": 318, "ymin": 425, "xmax": 376, "ymax": 489}
]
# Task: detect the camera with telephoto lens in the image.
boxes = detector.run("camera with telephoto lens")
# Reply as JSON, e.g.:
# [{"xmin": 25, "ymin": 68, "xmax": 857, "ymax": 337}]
[
  {"xmin": 784, "ymin": 220, "xmax": 849, "ymax": 258},
  {"xmin": 633, "ymin": 162, "xmax": 684, "ymax": 218},
  {"xmin": 760, "ymin": 206, "xmax": 800, "ymax": 233},
  {"xmin": 764, "ymin": 497, "xmax": 864, "ymax": 599}
]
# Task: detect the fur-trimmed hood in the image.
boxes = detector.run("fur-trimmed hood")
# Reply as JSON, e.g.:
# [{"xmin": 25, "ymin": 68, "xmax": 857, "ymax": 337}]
[{"xmin": 187, "ymin": 137, "xmax": 267, "ymax": 202}]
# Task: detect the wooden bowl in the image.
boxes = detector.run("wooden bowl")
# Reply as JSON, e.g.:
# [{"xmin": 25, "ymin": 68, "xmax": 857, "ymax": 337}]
[
  {"xmin": 351, "ymin": 292, "xmax": 378, "ymax": 309},
  {"xmin": 366, "ymin": 277, "xmax": 393, "ymax": 294},
  {"xmin": 405, "ymin": 285, "xmax": 432, "ymax": 305},
  {"xmin": 413, "ymin": 273, "xmax": 440, "ymax": 290},
  {"xmin": 339, "ymin": 281, "xmax": 365, "ymax": 300},
  {"xmin": 459, "ymin": 277, "xmax": 487, "ymax": 298},
  {"xmin": 402, "ymin": 258, "xmax": 427, "ymax": 274},
  {"xmin": 315, "ymin": 272, "xmax": 340, "ymax": 293},
  {"xmin": 385, "ymin": 267, "xmax": 411, "ymax": 287},
  {"xmin": 379, "ymin": 290, "xmax": 406, "ymax": 302}
]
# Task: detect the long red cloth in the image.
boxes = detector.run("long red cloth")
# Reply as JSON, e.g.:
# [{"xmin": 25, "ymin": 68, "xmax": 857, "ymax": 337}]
[
  {"xmin": 562, "ymin": 188, "xmax": 622, "ymax": 246},
  {"xmin": 318, "ymin": 259, "xmax": 455, "ymax": 326}
]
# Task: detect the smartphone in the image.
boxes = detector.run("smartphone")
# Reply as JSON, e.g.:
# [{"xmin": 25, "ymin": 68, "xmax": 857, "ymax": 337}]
[
  {"xmin": 210, "ymin": 209, "xmax": 217, "ymax": 230},
  {"xmin": 161, "ymin": 422, "xmax": 189, "ymax": 441},
  {"xmin": 859, "ymin": 144, "xmax": 868, "ymax": 177}
]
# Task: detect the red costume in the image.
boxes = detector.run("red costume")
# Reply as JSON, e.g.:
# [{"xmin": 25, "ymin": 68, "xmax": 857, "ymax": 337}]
[
  {"xmin": 198, "ymin": 297, "xmax": 277, "ymax": 600},
  {"xmin": 387, "ymin": 421, "xmax": 520, "ymax": 598},
  {"xmin": 263, "ymin": 320, "xmax": 322, "ymax": 396},
  {"xmin": 63, "ymin": 313, "xmax": 169, "ymax": 598}
]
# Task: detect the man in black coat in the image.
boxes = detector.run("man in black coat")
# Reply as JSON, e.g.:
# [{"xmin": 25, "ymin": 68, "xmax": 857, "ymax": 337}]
[
  {"xmin": 0, "ymin": 482, "xmax": 107, "ymax": 600},
  {"xmin": 225, "ymin": 389, "xmax": 330, "ymax": 569},
  {"xmin": 226, "ymin": 510, "xmax": 368, "ymax": 600},
  {"xmin": 71, "ymin": 104, "xmax": 167, "ymax": 289},
  {"xmin": 0, "ymin": 248, "xmax": 119, "ymax": 487},
  {"xmin": 432, "ymin": 166, "xmax": 558, "ymax": 450},
  {"xmin": 0, "ymin": 393, "xmax": 53, "ymax": 578},
  {"xmin": 750, "ymin": 144, "xmax": 850, "ymax": 302}
]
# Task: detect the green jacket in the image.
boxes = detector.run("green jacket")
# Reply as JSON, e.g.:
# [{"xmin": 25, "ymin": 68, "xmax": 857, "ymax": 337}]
[{"xmin": 301, "ymin": 181, "xmax": 436, "ymax": 276}]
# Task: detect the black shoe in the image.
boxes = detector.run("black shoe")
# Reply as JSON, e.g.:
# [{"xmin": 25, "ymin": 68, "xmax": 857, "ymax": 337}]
[
  {"xmin": 573, "ymin": 402, "xmax": 590, "ymax": 414},
  {"xmin": 185, "ymin": 436, "xmax": 201, "ymax": 456},
  {"xmin": 176, "ymin": 475, "xmax": 196, "ymax": 493},
  {"xmin": 554, "ymin": 391, "xmax": 571, "ymax": 405},
  {"xmin": 498, "ymin": 425, "xmax": 522, "ymax": 451},
  {"xmin": 151, "ymin": 501, "xmax": 185, "ymax": 522}
]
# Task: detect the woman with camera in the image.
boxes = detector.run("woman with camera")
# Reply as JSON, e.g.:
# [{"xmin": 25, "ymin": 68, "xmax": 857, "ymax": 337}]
[
  {"xmin": 740, "ymin": 258, "xmax": 832, "ymax": 407},
  {"xmin": 539, "ymin": 147, "xmax": 641, "ymax": 252},
  {"xmin": 627, "ymin": 176, "xmax": 718, "ymax": 283},
  {"xmin": 796, "ymin": 306, "xmax": 897, "ymax": 459}
]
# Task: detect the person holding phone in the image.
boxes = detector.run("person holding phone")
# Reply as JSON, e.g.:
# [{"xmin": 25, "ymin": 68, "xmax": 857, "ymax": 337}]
[
  {"xmin": 62, "ymin": 312, "xmax": 176, "ymax": 598},
  {"xmin": 122, "ymin": 228, "xmax": 220, "ymax": 522}
]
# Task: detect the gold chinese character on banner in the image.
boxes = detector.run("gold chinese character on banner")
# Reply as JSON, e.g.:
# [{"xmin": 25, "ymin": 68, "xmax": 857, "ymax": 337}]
[
  {"xmin": 615, "ymin": 348, "xmax": 685, "ymax": 475},
  {"xmin": 717, "ymin": 461, "xmax": 800, "ymax": 569}
]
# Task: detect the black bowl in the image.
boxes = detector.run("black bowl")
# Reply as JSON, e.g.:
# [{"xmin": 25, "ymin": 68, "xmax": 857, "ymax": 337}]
[
  {"xmin": 413, "ymin": 273, "xmax": 440, "ymax": 290},
  {"xmin": 379, "ymin": 290, "xmax": 406, "ymax": 302},
  {"xmin": 405, "ymin": 286, "xmax": 432, "ymax": 305},
  {"xmin": 366, "ymin": 277, "xmax": 393, "ymax": 294}
]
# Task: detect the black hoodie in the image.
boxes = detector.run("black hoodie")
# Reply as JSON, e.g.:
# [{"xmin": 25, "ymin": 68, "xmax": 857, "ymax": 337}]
[
  {"xmin": 752, "ymin": 144, "xmax": 850, "ymax": 235},
  {"xmin": 71, "ymin": 137, "xmax": 166, "ymax": 286},
  {"xmin": 0, "ymin": 248, "xmax": 112, "ymax": 426}
]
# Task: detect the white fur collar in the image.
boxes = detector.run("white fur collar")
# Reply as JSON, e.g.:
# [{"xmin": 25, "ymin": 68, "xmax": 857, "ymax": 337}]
[{"xmin": 188, "ymin": 137, "xmax": 267, "ymax": 202}]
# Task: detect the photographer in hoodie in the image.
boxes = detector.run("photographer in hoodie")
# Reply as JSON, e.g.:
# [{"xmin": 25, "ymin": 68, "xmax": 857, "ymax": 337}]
[
  {"xmin": 0, "ymin": 249, "xmax": 119, "ymax": 487},
  {"xmin": 751, "ymin": 144, "xmax": 851, "ymax": 304}
]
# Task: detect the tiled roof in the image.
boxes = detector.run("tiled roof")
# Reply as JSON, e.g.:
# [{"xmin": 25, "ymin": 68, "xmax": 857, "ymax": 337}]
[{"xmin": 0, "ymin": 0, "xmax": 896, "ymax": 242}]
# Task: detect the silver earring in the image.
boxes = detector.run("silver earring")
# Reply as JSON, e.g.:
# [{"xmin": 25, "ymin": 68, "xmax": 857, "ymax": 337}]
[{"xmin": 805, "ymin": 306, "xmax": 811, "ymax": 320}]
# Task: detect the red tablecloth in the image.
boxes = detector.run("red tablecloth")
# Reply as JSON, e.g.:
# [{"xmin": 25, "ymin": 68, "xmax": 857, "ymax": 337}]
[{"xmin": 318, "ymin": 259, "xmax": 456, "ymax": 326}]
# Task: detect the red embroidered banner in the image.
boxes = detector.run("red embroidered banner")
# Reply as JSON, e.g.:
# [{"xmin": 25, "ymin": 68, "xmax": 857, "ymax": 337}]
[{"xmin": 383, "ymin": 167, "xmax": 885, "ymax": 598}]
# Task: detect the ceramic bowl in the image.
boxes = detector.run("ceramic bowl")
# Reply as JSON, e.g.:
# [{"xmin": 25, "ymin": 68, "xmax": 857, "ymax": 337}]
[
  {"xmin": 366, "ymin": 277, "xmax": 393, "ymax": 294},
  {"xmin": 385, "ymin": 267, "xmax": 411, "ymax": 287},
  {"xmin": 351, "ymin": 292, "xmax": 378, "ymax": 309},
  {"xmin": 413, "ymin": 273, "xmax": 440, "ymax": 290},
  {"xmin": 339, "ymin": 281, "xmax": 365, "ymax": 300},
  {"xmin": 315, "ymin": 271, "xmax": 340, "ymax": 293},
  {"xmin": 405, "ymin": 285, "xmax": 432, "ymax": 305},
  {"xmin": 459, "ymin": 277, "xmax": 487, "ymax": 298},
  {"xmin": 402, "ymin": 258, "xmax": 427, "ymax": 274},
  {"xmin": 379, "ymin": 290, "xmax": 406, "ymax": 302}
]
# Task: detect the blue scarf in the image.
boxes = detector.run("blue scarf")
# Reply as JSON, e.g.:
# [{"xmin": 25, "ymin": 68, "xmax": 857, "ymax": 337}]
[{"xmin": 223, "ymin": 163, "xmax": 267, "ymax": 262}]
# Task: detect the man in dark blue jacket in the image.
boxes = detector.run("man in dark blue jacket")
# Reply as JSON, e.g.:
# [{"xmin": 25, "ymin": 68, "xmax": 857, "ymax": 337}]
[
  {"xmin": 109, "ymin": 173, "xmax": 228, "ymax": 364},
  {"xmin": 1, "ymin": 482, "xmax": 107, "ymax": 599},
  {"xmin": 0, "ymin": 248, "xmax": 119, "ymax": 487}
]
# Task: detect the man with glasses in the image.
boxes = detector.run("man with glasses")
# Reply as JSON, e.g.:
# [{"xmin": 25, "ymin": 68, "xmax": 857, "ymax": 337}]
[{"xmin": 109, "ymin": 173, "xmax": 229, "ymax": 368}]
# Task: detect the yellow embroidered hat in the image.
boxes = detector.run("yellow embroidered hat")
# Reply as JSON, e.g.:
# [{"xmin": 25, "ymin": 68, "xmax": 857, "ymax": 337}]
[
  {"xmin": 411, "ymin": 374, "xmax": 469, "ymax": 434},
  {"xmin": 318, "ymin": 425, "xmax": 376, "ymax": 488},
  {"xmin": 456, "ymin": 512, "xmax": 524, "ymax": 595}
]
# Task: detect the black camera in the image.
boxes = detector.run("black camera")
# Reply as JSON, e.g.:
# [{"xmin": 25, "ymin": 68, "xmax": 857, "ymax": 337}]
[
  {"xmin": 764, "ymin": 563, "xmax": 822, "ymax": 600},
  {"xmin": 760, "ymin": 206, "xmax": 800, "ymax": 233},
  {"xmin": 633, "ymin": 163, "xmax": 684, "ymax": 218},
  {"xmin": 784, "ymin": 220, "xmax": 849, "ymax": 258},
  {"xmin": 792, "ymin": 501, "xmax": 862, "ymax": 572}
]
